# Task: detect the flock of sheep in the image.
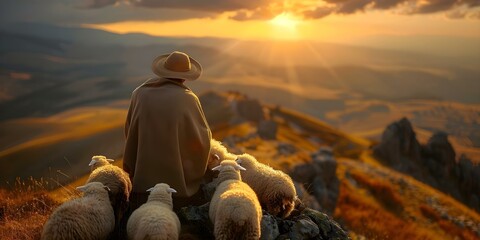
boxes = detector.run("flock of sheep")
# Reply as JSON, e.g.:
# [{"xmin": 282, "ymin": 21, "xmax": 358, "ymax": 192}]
[{"xmin": 41, "ymin": 140, "xmax": 297, "ymax": 240}]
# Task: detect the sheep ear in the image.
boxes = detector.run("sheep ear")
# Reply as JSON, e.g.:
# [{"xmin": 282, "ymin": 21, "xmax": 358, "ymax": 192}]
[
  {"xmin": 235, "ymin": 164, "xmax": 247, "ymax": 171},
  {"xmin": 107, "ymin": 159, "xmax": 115, "ymax": 162},
  {"xmin": 213, "ymin": 154, "xmax": 220, "ymax": 161},
  {"xmin": 76, "ymin": 185, "xmax": 87, "ymax": 192},
  {"xmin": 103, "ymin": 186, "xmax": 111, "ymax": 192},
  {"xmin": 211, "ymin": 165, "xmax": 222, "ymax": 171},
  {"xmin": 235, "ymin": 158, "xmax": 242, "ymax": 164},
  {"xmin": 167, "ymin": 188, "xmax": 177, "ymax": 193},
  {"xmin": 88, "ymin": 159, "xmax": 97, "ymax": 167},
  {"xmin": 146, "ymin": 187, "xmax": 154, "ymax": 192}
]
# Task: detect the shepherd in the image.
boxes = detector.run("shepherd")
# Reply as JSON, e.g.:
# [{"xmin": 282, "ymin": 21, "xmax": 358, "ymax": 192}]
[{"xmin": 123, "ymin": 51, "xmax": 212, "ymax": 211}]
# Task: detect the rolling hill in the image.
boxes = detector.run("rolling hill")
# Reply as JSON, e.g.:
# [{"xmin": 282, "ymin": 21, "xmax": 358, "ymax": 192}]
[{"xmin": 0, "ymin": 91, "xmax": 479, "ymax": 239}]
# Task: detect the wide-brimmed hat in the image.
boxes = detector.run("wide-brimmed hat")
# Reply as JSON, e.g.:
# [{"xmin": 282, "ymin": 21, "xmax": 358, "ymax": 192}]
[{"xmin": 151, "ymin": 51, "xmax": 202, "ymax": 81}]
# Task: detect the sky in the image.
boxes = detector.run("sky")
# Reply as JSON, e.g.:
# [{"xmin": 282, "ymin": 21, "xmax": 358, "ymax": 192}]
[{"xmin": 0, "ymin": 0, "xmax": 479, "ymax": 50}]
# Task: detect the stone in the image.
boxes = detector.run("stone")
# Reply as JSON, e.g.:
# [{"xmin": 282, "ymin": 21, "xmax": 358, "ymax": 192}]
[
  {"xmin": 291, "ymin": 164, "xmax": 317, "ymax": 183},
  {"xmin": 258, "ymin": 120, "xmax": 278, "ymax": 140},
  {"xmin": 277, "ymin": 142, "xmax": 298, "ymax": 156},
  {"xmin": 177, "ymin": 203, "xmax": 214, "ymax": 239},
  {"xmin": 302, "ymin": 208, "xmax": 349, "ymax": 240},
  {"xmin": 199, "ymin": 91, "xmax": 234, "ymax": 127},
  {"xmin": 261, "ymin": 214, "xmax": 280, "ymax": 240},
  {"xmin": 235, "ymin": 98, "xmax": 265, "ymax": 122},
  {"xmin": 288, "ymin": 217, "xmax": 320, "ymax": 240}
]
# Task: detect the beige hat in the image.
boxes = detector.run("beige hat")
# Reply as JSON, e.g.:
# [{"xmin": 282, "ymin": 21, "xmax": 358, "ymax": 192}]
[{"xmin": 151, "ymin": 51, "xmax": 202, "ymax": 81}]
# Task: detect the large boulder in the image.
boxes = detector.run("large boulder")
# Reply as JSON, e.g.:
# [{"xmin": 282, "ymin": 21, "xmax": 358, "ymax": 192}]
[
  {"xmin": 178, "ymin": 202, "xmax": 349, "ymax": 240},
  {"xmin": 291, "ymin": 147, "xmax": 340, "ymax": 215},
  {"xmin": 373, "ymin": 117, "xmax": 480, "ymax": 212},
  {"xmin": 235, "ymin": 98, "xmax": 265, "ymax": 122},
  {"xmin": 373, "ymin": 118, "xmax": 422, "ymax": 172},
  {"xmin": 258, "ymin": 120, "xmax": 278, "ymax": 140}
]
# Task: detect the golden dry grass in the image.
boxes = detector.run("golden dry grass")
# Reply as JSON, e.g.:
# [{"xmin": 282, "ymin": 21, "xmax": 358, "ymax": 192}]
[
  {"xmin": 0, "ymin": 178, "xmax": 63, "ymax": 240},
  {"xmin": 334, "ymin": 181, "xmax": 443, "ymax": 240}
]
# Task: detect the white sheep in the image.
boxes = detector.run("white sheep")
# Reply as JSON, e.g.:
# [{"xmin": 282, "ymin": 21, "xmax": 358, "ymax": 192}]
[
  {"xmin": 236, "ymin": 153, "xmax": 297, "ymax": 218},
  {"xmin": 209, "ymin": 160, "xmax": 262, "ymax": 240},
  {"xmin": 41, "ymin": 182, "xmax": 115, "ymax": 240},
  {"xmin": 208, "ymin": 139, "xmax": 236, "ymax": 169},
  {"xmin": 87, "ymin": 155, "xmax": 132, "ymax": 227},
  {"xmin": 127, "ymin": 183, "xmax": 180, "ymax": 240}
]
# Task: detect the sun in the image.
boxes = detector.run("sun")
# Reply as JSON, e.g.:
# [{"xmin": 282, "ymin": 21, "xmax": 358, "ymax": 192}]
[{"xmin": 270, "ymin": 13, "xmax": 299, "ymax": 29}]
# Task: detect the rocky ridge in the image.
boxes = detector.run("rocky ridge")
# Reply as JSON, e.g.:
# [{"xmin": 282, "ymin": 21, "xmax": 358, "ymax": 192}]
[{"xmin": 373, "ymin": 117, "xmax": 480, "ymax": 211}]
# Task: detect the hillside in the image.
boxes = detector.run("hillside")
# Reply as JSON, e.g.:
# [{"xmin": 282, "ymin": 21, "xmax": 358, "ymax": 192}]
[{"xmin": 1, "ymin": 91, "xmax": 479, "ymax": 239}]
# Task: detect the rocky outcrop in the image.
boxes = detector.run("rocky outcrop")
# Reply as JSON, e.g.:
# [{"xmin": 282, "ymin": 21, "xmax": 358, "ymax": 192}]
[
  {"xmin": 258, "ymin": 120, "xmax": 278, "ymax": 140},
  {"xmin": 178, "ymin": 201, "xmax": 349, "ymax": 240},
  {"xmin": 373, "ymin": 118, "xmax": 423, "ymax": 175},
  {"xmin": 290, "ymin": 147, "xmax": 340, "ymax": 215},
  {"xmin": 373, "ymin": 117, "xmax": 480, "ymax": 211},
  {"xmin": 199, "ymin": 91, "xmax": 268, "ymax": 128},
  {"xmin": 235, "ymin": 98, "xmax": 265, "ymax": 122}
]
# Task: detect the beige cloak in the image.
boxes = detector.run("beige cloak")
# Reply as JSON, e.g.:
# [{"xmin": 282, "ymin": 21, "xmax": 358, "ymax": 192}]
[{"xmin": 123, "ymin": 77, "xmax": 211, "ymax": 197}]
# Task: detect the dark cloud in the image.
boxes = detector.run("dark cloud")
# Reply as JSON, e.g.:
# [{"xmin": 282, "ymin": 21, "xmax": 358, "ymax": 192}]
[
  {"xmin": 415, "ymin": 0, "xmax": 458, "ymax": 13},
  {"xmin": 302, "ymin": 6, "xmax": 335, "ymax": 19},
  {"xmin": 337, "ymin": 0, "xmax": 373, "ymax": 13},
  {"xmin": 1, "ymin": 0, "xmax": 479, "ymax": 27},
  {"xmin": 80, "ymin": 0, "xmax": 117, "ymax": 9},
  {"xmin": 0, "ymin": 0, "xmax": 211, "ymax": 25}
]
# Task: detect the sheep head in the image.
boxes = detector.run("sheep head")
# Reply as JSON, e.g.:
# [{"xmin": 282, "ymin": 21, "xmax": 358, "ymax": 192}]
[
  {"xmin": 208, "ymin": 139, "xmax": 236, "ymax": 169},
  {"xmin": 266, "ymin": 194, "xmax": 296, "ymax": 219},
  {"xmin": 76, "ymin": 182, "xmax": 111, "ymax": 197},
  {"xmin": 212, "ymin": 160, "xmax": 245, "ymax": 182},
  {"xmin": 146, "ymin": 183, "xmax": 177, "ymax": 207},
  {"xmin": 89, "ymin": 155, "xmax": 114, "ymax": 171},
  {"xmin": 235, "ymin": 153, "xmax": 257, "ymax": 168}
]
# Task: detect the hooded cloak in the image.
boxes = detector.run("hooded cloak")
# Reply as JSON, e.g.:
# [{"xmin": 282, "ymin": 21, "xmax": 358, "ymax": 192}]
[{"xmin": 123, "ymin": 78, "xmax": 211, "ymax": 197}]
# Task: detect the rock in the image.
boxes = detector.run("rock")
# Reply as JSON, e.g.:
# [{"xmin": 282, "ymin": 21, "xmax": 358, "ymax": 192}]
[
  {"xmin": 291, "ymin": 147, "xmax": 340, "ymax": 215},
  {"xmin": 258, "ymin": 120, "xmax": 278, "ymax": 140},
  {"xmin": 261, "ymin": 213, "xmax": 280, "ymax": 240},
  {"xmin": 302, "ymin": 208, "xmax": 349, "ymax": 240},
  {"xmin": 423, "ymin": 131, "xmax": 456, "ymax": 177},
  {"xmin": 199, "ymin": 91, "xmax": 234, "ymax": 127},
  {"xmin": 311, "ymin": 150, "xmax": 337, "ymax": 182},
  {"xmin": 177, "ymin": 203, "xmax": 214, "ymax": 240},
  {"xmin": 373, "ymin": 117, "xmax": 480, "ymax": 211},
  {"xmin": 311, "ymin": 176, "xmax": 340, "ymax": 215},
  {"xmin": 178, "ymin": 203, "xmax": 348, "ymax": 240},
  {"xmin": 277, "ymin": 142, "xmax": 297, "ymax": 156},
  {"xmin": 288, "ymin": 217, "xmax": 320, "ymax": 240},
  {"xmin": 373, "ymin": 117, "xmax": 423, "ymax": 172},
  {"xmin": 235, "ymin": 98, "xmax": 265, "ymax": 122},
  {"xmin": 291, "ymin": 164, "xmax": 317, "ymax": 183}
]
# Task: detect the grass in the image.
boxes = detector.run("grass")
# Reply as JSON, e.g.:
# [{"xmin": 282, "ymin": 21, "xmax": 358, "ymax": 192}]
[
  {"xmin": 334, "ymin": 181, "xmax": 442, "ymax": 240},
  {"xmin": 349, "ymin": 170, "xmax": 404, "ymax": 213},
  {"xmin": 0, "ymin": 178, "xmax": 64, "ymax": 240}
]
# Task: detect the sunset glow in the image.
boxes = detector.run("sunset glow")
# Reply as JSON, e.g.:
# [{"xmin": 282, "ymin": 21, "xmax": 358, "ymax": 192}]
[{"xmin": 270, "ymin": 13, "xmax": 299, "ymax": 29}]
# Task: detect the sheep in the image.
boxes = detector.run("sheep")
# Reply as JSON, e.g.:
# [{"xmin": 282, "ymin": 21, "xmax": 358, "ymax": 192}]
[
  {"xmin": 209, "ymin": 160, "xmax": 262, "ymax": 240},
  {"xmin": 208, "ymin": 139, "xmax": 236, "ymax": 169},
  {"xmin": 87, "ymin": 155, "xmax": 132, "ymax": 231},
  {"xmin": 236, "ymin": 153, "xmax": 297, "ymax": 219},
  {"xmin": 41, "ymin": 182, "xmax": 115, "ymax": 240},
  {"xmin": 126, "ymin": 183, "xmax": 180, "ymax": 240}
]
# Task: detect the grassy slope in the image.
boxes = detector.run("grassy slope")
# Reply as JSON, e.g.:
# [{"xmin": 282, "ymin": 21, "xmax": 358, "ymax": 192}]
[{"xmin": 0, "ymin": 104, "xmax": 479, "ymax": 239}]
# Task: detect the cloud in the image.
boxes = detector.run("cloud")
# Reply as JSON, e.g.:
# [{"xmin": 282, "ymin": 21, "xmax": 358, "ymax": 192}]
[
  {"xmin": 1, "ymin": 0, "xmax": 479, "ymax": 26},
  {"xmin": 76, "ymin": 0, "xmax": 118, "ymax": 9}
]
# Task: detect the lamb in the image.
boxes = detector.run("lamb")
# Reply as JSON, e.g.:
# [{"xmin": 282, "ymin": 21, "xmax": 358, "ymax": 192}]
[
  {"xmin": 41, "ymin": 182, "xmax": 115, "ymax": 240},
  {"xmin": 208, "ymin": 139, "xmax": 236, "ymax": 169},
  {"xmin": 209, "ymin": 160, "xmax": 262, "ymax": 240},
  {"xmin": 236, "ymin": 153, "xmax": 297, "ymax": 218},
  {"xmin": 126, "ymin": 183, "xmax": 180, "ymax": 240},
  {"xmin": 87, "ymin": 155, "xmax": 132, "ymax": 229}
]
